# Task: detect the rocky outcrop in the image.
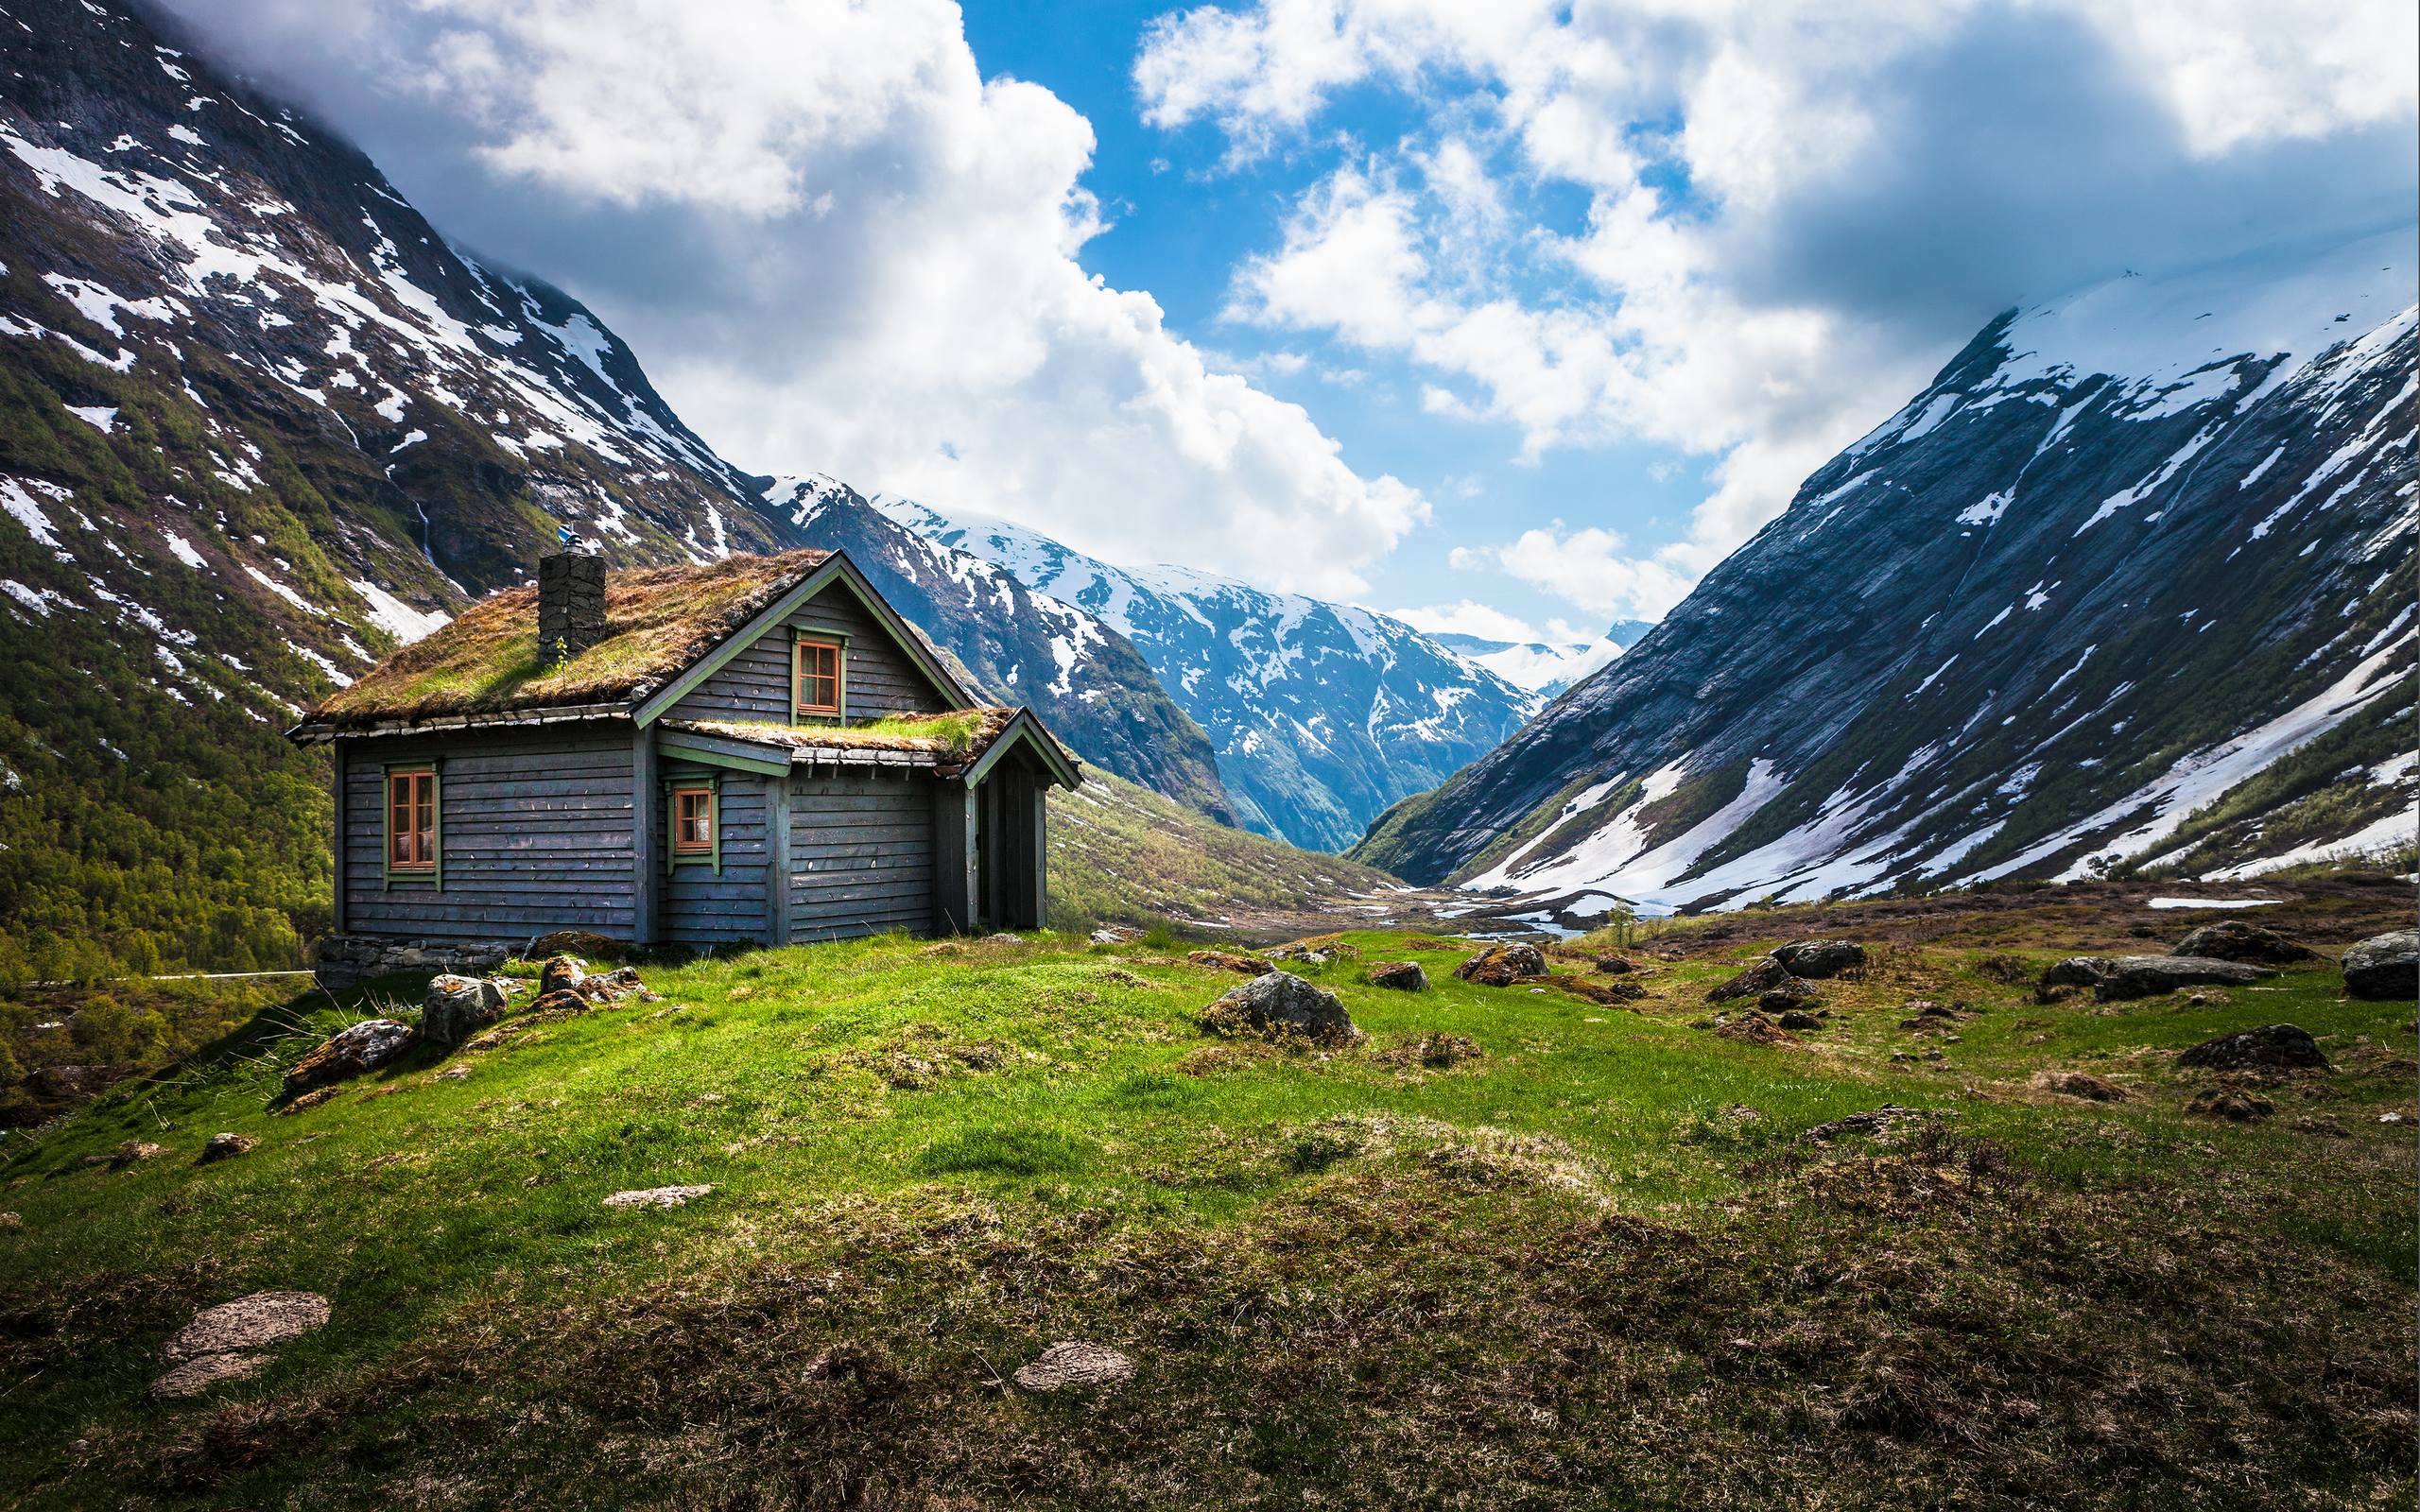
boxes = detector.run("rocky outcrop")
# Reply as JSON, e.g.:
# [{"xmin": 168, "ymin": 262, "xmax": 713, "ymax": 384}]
[
  {"xmin": 1707, "ymin": 957, "xmax": 1790, "ymax": 1003},
  {"xmin": 2177, "ymin": 1024, "xmax": 2329, "ymax": 1073},
  {"xmin": 1367, "ymin": 961, "xmax": 1430, "ymax": 992},
  {"xmin": 1772, "ymin": 940, "xmax": 1865, "ymax": 979},
  {"xmin": 284, "ymin": 1020, "xmax": 414, "ymax": 1094},
  {"xmin": 1454, "ymin": 943, "xmax": 1547, "ymax": 988},
  {"xmin": 2170, "ymin": 921, "xmax": 2315, "ymax": 966},
  {"xmin": 2342, "ymin": 931, "xmax": 2419, "ymax": 1002},
  {"xmin": 1201, "ymin": 971, "xmax": 1358, "ymax": 1045},
  {"xmin": 2044, "ymin": 955, "xmax": 2273, "ymax": 1002}
]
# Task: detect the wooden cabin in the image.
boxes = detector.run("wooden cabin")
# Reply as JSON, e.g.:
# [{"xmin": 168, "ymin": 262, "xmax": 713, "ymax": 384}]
[{"xmin": 288, "ymin": 548, "xmax": 1080, "ymax": 957}]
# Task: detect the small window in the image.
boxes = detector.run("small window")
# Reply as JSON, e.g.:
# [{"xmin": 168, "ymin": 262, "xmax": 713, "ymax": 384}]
[
  {"xmin": 387, "ymin": 768, "xmax": 437, "ymax": 873},
  {"xmin": 672, "ymin": 785, "xmax": 715, "ymax": 853},
  {"xmin": 794, "ymin": 638, "xmax": 842, "ymax": 717}
]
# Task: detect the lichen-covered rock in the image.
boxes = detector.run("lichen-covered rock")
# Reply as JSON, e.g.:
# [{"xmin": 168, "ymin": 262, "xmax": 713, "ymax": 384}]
[
  {"xmin": 1202, "ymin": 971, "xmax": 1358, "ymax": 1044},
  {"xmin": 421, "ymin": 974, "xmax": 509, "ymax": 1048},
  {"xmin": 2342, "ymin": 930, "xmax": 2419, "ymax": 1001},
  {"xmin": 284, "ymin": 1020, "xmax": 413, "ymax": 1094},
  {"xmin": 539, "ymin": 954, "xmax": 587, "ymax": 994},
  {"xmin": 199, "ymin": 1132, "xmax": 256, "ymax": 1163},
  {"xmin": 2177, "ymin": 1023, "xmax": 2329, "ymax": 1072},
  {"xmin": 1707, "ymin": 956, "xmax": 1789, "ymax": 1003},
  {"xmin": 164, "ymin": 1291, "xmax": 331, "ymax": 1361},
  {"xmin": 1187, "ymin": 949, "xmax": 1273, "ymax": 976},
  {"xmin": 1454, "ymin": 943, "xmax": 1547, "ymax": 987},
  {"xmin": 1772, "ymin": 939, "xmax": 1866, "ymax": 979},
  {"xmin": 1368, "ymin": 961, "xmax": 1430, "ymax": 992},
  {"xmin": 2170, "ymin": 920, "xmax": 2315, "ymax": 966},
  {"xmin": 1014, "ymin": 1340, "xmax": 1134, "ymax": 1391}
]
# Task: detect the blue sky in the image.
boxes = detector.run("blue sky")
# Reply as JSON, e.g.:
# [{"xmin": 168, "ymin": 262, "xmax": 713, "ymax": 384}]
[{"xmin": 170, "ymin": 0, "xmax": 2417, "ymax": 646}]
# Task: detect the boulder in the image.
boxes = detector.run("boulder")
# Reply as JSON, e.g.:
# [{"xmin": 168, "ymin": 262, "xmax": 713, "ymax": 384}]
[
  {"xmin": 1188, "ymin": 949, "xmax": 1273, "ymax": 976},
  {"xmin": 2040, "ymin": 957, "xmax": 2113, "ymax": 990},
  {"xmin": 1368, "ymin": 961, "xmax": 1430, "ymax": 992},
  {"xmin": 2187, "ymin": 1089, "xmax": 2275, "ymax": 1122},
  {"xmin": 421, "ymin": 974, "xmax": 509, "ymax": 1049},
  {"xmin": 1775, "ymin": 1009, "xmax": 1823, "ymax": 1031},
  {"xmin": 1772, "ymin": 939, "xmax": 1866, "ymax": 979},
  {"xmin": 526, "ymin": 929, "xmax": 627, "ymax": 963},
  {"xmin": 1454, "ymin": 943, "xmax": 1547, "ymax": 988},
  {"xmin": 1706, "ymin": 956, "xmax": 1789, "ymax": 1003},
  {"xmin": 2031, "ymin": 1070, "xmax": 2127, "ymax": 1102},
  {"xmin": 539, "ymin": 954, "xmax": 587, "ymax": 994},
  {"xmin": 2176, "ymin": 1023, "xmax": 2329, "ymax": 1073},
  {"xmin": 2062, "ymin": 954, "xmax": 2275, "ymax": 1002},
  {"xmin": 2171, "ymin": 920, "xmax": 2316, "ymax": 966},
  {"xmin": 1755, "ymin": 976, "xmax": 1817, "ymax": 1012},
  {"xmin": 164, "ymin": 1291, "xmax": 331, "ymax": 1361},
  {"xmin": 2342, "ymin": 930, "xmax": 2419, "ymax": 1002},
  {"xmin": 1202, "ymin": 971, "xmax": 1358, "ymax": 1045},
  {"xmin": 1013, "ymin": 1340, "xmax": 1135, "ymax": 1391},
  {"xmin": 1595, "ymin": 956, "xmax": 1637, "ymax": 974},
  {"xmin": 284, "ymin": 1020, "xmax": 413, "ymax": 1094},
  {"xmin": 199, "ymin": 1132, "xmax": 256, "ymax": 1163}
]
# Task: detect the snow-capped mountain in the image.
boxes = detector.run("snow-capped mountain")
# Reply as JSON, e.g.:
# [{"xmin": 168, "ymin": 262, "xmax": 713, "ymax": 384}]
[
  {"xmin": 871, "ymin": 496, "xmax": 1537, "ymax": 852},
  {"xmin": 1357, "ymin": 231, "xmax": 2418, "ymax": 907},
  {"xmin": 1426, "ymin": 620, "xmax": 1654, "ymax": 697}
]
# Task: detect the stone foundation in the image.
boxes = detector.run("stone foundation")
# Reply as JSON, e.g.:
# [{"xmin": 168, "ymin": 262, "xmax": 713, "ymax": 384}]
[{"xmin": 314, "ymin": 934, "xmax": 515, "ymax": 989}]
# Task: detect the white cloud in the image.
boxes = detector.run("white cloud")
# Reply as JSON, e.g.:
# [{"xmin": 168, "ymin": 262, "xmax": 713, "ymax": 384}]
[
  {"xmin": 174, "ymin": 0, "xmax": 1427, "ymax": 597},
  {"xmin": 1391, "ymin": 599, "xmax": 1542, "ymax": 643},
  {"xmin": 1452, "ymin": 522, "xmax": 1695, "ymax": 621}
]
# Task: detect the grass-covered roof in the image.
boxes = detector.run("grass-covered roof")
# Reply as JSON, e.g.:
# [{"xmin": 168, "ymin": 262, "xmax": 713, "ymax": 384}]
[
  {"xmin": 670, "ymin": 708, "xmax": 1080, "ymax": 781},
  {"xmin": 307, "ymin": 550, "xmax": 832, "ymax": 727}
]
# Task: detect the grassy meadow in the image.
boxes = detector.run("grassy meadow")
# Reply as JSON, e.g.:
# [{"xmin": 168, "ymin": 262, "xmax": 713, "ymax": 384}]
[{"xmin": 0, "ymin": 908, "xmax": 2412, "ymax": 1509}]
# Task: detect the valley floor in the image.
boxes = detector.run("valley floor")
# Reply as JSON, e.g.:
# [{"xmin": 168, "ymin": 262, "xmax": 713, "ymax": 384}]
[{"xmin": 1, "ymin": 885, "xmax": 2412, "ymax": 1509}]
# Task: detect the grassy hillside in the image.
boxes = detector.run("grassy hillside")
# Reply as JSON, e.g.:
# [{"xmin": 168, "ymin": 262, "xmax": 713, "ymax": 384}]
[{"xmin": 1, "ymin": 901, "xmax": 2410, "ymax": 1508}]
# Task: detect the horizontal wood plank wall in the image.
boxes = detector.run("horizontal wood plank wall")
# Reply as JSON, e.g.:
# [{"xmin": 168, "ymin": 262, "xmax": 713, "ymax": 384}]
[
  {"xmin": 341, "ymin": 728, "xmax": 634, "ymax": 940},
  {"xmin": 666, "ymin": 583, "xmax": 952, "ymax": 726},
  {"xmin": 789, "ymin": 770, "xmax": 937, "ymax": 940},
  {"xmin": 662, "ymin": 768, "xmax": 769, "ymax": 947}
]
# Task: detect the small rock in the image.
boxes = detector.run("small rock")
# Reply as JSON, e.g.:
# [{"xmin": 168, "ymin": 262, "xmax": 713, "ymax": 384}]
[
  {"xmin": 1090, "ymin": 925, "xmax": 1142, "ymax": 945},
  {"xmin": 1187, "ymin": 949, "xmax": 1273, "ymax": 976},
  {"xmin": 148, "ymin": 1351, "xmax": 269, "ymax": 1400},
  {"xmin": 527, "ymin": 929, "xmax": 627, "ymax": 963},
  {"xmin": 435, "ymin": 1065, "xmax": 472, "ymax": 1081},
  {"xmin": 1721, "ymin": 1104, "xmax": 1764, "ymax": 1123},
  {"xmin": 199, "ymin": 1133, "xmax": 256, "ymax": 1163},
  {"xmin": 421, "ymin": 974, "xmax": 510, "ymax": 1049},
  {"xmin": 1201, "ymin": 971, "xmax": 1358, "ymax": 1045},
  {"xmin": 1595, "ymin": 956, "xmax": 1637, "ymax": 974},
  {"xmin": 1012, "ymin": 1340, "xmax": 1134, "ymax": 1391},
  {"xmin": 1756, "ymin": 978, "xmax": 1817, "ymax": 1013},
  {"xmin": 1367, "ymin": 961, "xmax": 1430, "ymax": 992},
  {"xmin": 1454, "ymin": 943, "xmax": 1547, "ymax": 988},
  {"xmin": 107, "ymin": 1139, "xmax": 166, "ymax": 1167},
  {"xmin": 979, "ymin": 932, "xmax": 1026, "ymax": 946},
  {"xmin": 1922, "ymin": 1049, "xmax": 1945, "ymax": 1062},
  {"xmin": 1801, "ymin": 1105, "xmax": 1926, "ymax": 1143},
  {"xmin": 1714, "ymin": 1010, "xmax": 1801, "ymax": 1047},
  {"xmin": 601, "ymin": 1185, "xmax": 714, "ymax": 1210},
  {"xmin": 2031, "ymin": 1069, "xmax": 2127, "ymax": 1102},
  {"xmin": 2290, "ymin": 1114, "xmax": 2351, "ymax": 1138},
  {"xmin": 1772, "ymin": 939, "xmax": 1866, "ymax": 979},
  {"xmin": 164, "ymin": 1291, "xmax": 331, "ymax": 1361},
  {"xmin": 285, "ymin": 1019, "xmax": 414, "ymax": 1094},
  {"xmin": 2171, "ymin": 920, "xmax": 2316, "ymax": 966},
  {"xmin": 0, "ymin": 1212, "xmax": 19, "ymax": 1228},
  {"xmin": 2176, "ymin": 1023, "xmax": 2329, "ymax": 1072},
  {"xmin": 2187, "ymin": 1089, "xmax": 2274, "ymax": 1122},
  {"xmin": 1706, "ymin": 956, "xmax": 1790, "ymax": 1003},
  {"xmin": 539, "ymin": 954, "xmax": 587, "ymax": 993},
  {"xmin": 1775, "ymin": 1009, "xmax": 1822, "ymax": 1031},
  {"xmin": 2342, "ymin": 930, "xmax": 2419, "ymax": 1002}
]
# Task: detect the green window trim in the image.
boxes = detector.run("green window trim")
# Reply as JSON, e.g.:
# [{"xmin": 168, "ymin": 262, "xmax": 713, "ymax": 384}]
[
  {"xmin": 789, "ymin": 628, "xmax": 852, "ymax": 727},
  {"xmin": 379, "ymin": 759, "xmax": 443, "ymax": 891},
  {"xmin": 664, "ymin": 774, "xmax": 722, "ymax": 874}
]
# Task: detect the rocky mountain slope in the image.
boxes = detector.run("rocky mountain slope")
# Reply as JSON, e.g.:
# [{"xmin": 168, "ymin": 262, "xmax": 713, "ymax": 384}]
[
  {"xmin": 873, "ymin": 496, "xmax": 1533, "ymax": 851},
  {"xmin": 1427, "ymin": 620, "xmax": 1654, "ymax": 697},
  {"xmin": 0, "ymin": 0, "xmax": 1241, "ymax": 975},
  {"xmin": 1357, "ymin": 232, "xmax": 2418, "ymax": 909}
]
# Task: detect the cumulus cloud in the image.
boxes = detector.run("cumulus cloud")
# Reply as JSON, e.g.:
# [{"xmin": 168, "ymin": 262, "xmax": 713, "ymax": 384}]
[
  {"xmin": 164, "ymin": 0, "xmax": 1426, "ymax": 597},
  {"xmin": 1453, "ymin": 524, "xmax": 1695, "ymax": 621},
  {"xmin": 1147, "ymin": 0, "xmax": 2419, "ymax": 587},
  {"xmin": 1391, "ymin": 599, "xmax": 1543, "ymax": 643}
]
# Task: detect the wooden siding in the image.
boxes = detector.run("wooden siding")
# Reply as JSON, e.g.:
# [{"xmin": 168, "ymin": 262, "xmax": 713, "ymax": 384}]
[
  {"xmin": 666, "ymin": 581, "xmax": 952, "ymax": 726},
  {"xmin": 661, "ymin": 767, "xmax": 771, "ymax": 947},
  {"xmin": 789, "ymin": 771, "xmax": 936, "ymax": 940},
  {"xmin": 340, "ymin": 728, "xmax": 634, "ymax": 941}
]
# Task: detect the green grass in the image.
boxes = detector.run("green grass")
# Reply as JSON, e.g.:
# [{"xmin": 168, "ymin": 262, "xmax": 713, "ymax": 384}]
[{"xmin": 0, "ymin": 918, "xmax": 2411, "ymax": 1508}]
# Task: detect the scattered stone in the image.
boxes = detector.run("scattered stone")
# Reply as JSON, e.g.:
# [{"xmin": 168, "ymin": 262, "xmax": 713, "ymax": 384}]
[
  {"xmin": 2342, "ymin": 930, "xmax": 2419, "ymax": 1002},
  {"xmin": 1595, "ymin": 956, "xmax": 1637, "ymax": 974},
  {"xmin": 1551, "ymin": 976, "xmax": 1648, "ymax": 1006},
  {"xmin": 2177, "ymin": 1023, "xmax": 2329, "ymax": 1072},
  {"xmin": 1772, "ymin": 939, "xmax": 1866, "ymax": 979},
  {"xmin": 1090, "ymin": 925, "xmax": 1143, "ymax": 945},
  {"xmin": 164, "ymin": 1291, "xmax": 331, "ymax": 1361},
  {"xmin": 2187, "ymin": 1089, "xmax": 2275, "ymax": 1122},
  {"xmin": 199, "ymin": 1133, "xmax": 256, "ymax": 1163},
  {"xmin": 2030, "ymin": 1070, "xmax": 2127, "ymax": 1102},
  {"xmin": 1755, "ymin": 977, "xmax": 1817, "ymax": 1013},
  {"xmin": 580, "ymin": 966, "xmax": 662, "ymax": 1004},
  {"xmin": 1706, "ymin": 956, "xmax": 1790, "ymax": 1003},
  {"xmin": 1714, "ymin": 1010, "xmax": 1801, "ymax": 1048},
  {"xmin": 1801, "ymin": 1105, "xmax": 1928, "ymax": 1143},
  {"xmin": 1013, "ymin": 1340, "xmax": 1134, "ymax": 1391},
  {"xmin": 601, "ymin": 1185, "xmax": 714, "ymax": 1210},
  {"xmin": 1776, "ymin": 1009, "xmax": 1823, "ymax": 1031},
  {"xmin": 434, "ymin": 1065, "xmax": 473, "ymax": 1081},
  {"xmin": 1186, "ymin": 949, "xmax": 1273, "ymax": 976},
  {"xmin": 2048, "ymin": 955, "xmax": 2274, "ymax": 1002},
  {"xmin": 2171, "ymin": 920, "xmax": 2316, "ymax": 966},
  {"xmin": 978, "ymin": 933, "xmax": 1026, "ymax": 946},
  {"xmin": 1367, "ymin": 961, "xmax": 1430, "ymax": 992},
  {"xmin": 0, "ymin": 1212, "xmax": 19, "ymax": 1228},
  {"xmin": 149, "ymin": 1351, "xmax": 269, "ymax": 1400},
  {"xmin": 539, "ymin": 954, "xmax": 587, "ymax": 994},
  {"xmin": 102, "ymin": 1139, "xmax": 165, "ymax": 1167},
  {"xmin": 275, "ymin": 1087, "xmax": 340, "ymax": 1116},
  {"xmin": 285, "ymin": 1019, "xmax": 414, "ymax": 1096},
  {"xmin": 1201, "ymin": 971, "xmax": 1358, "ymax": 1045},
  {"xmin": 526, "ymin": 929, "xmax": 627, "ymax": 963},
  {"xmin": 421, "ymin": 973, "xmax": 510, "ymax": 1049},
  {"xmin": 2290, "ymin": 1114, "xmax": 2351, "ymax": 1138},
  {"xmin": 1721, "ymin": 1104, "xmax": 1764, "ymax": 1123},
  {"xmin": 1455, "ymin": 942, "xmax": 1547, "ymax": 988}
]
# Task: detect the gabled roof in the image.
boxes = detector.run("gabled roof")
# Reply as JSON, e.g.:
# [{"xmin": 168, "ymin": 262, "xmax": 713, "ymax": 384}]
[{"xmin": 298, "ymin": 548, "xmax": 970, "ymax": 733}]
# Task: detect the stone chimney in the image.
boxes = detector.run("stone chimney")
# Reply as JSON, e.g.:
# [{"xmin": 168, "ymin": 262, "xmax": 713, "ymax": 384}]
[{"xmin": 537, "ymin": 550, "xmax": 606, "ymax": 663}]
